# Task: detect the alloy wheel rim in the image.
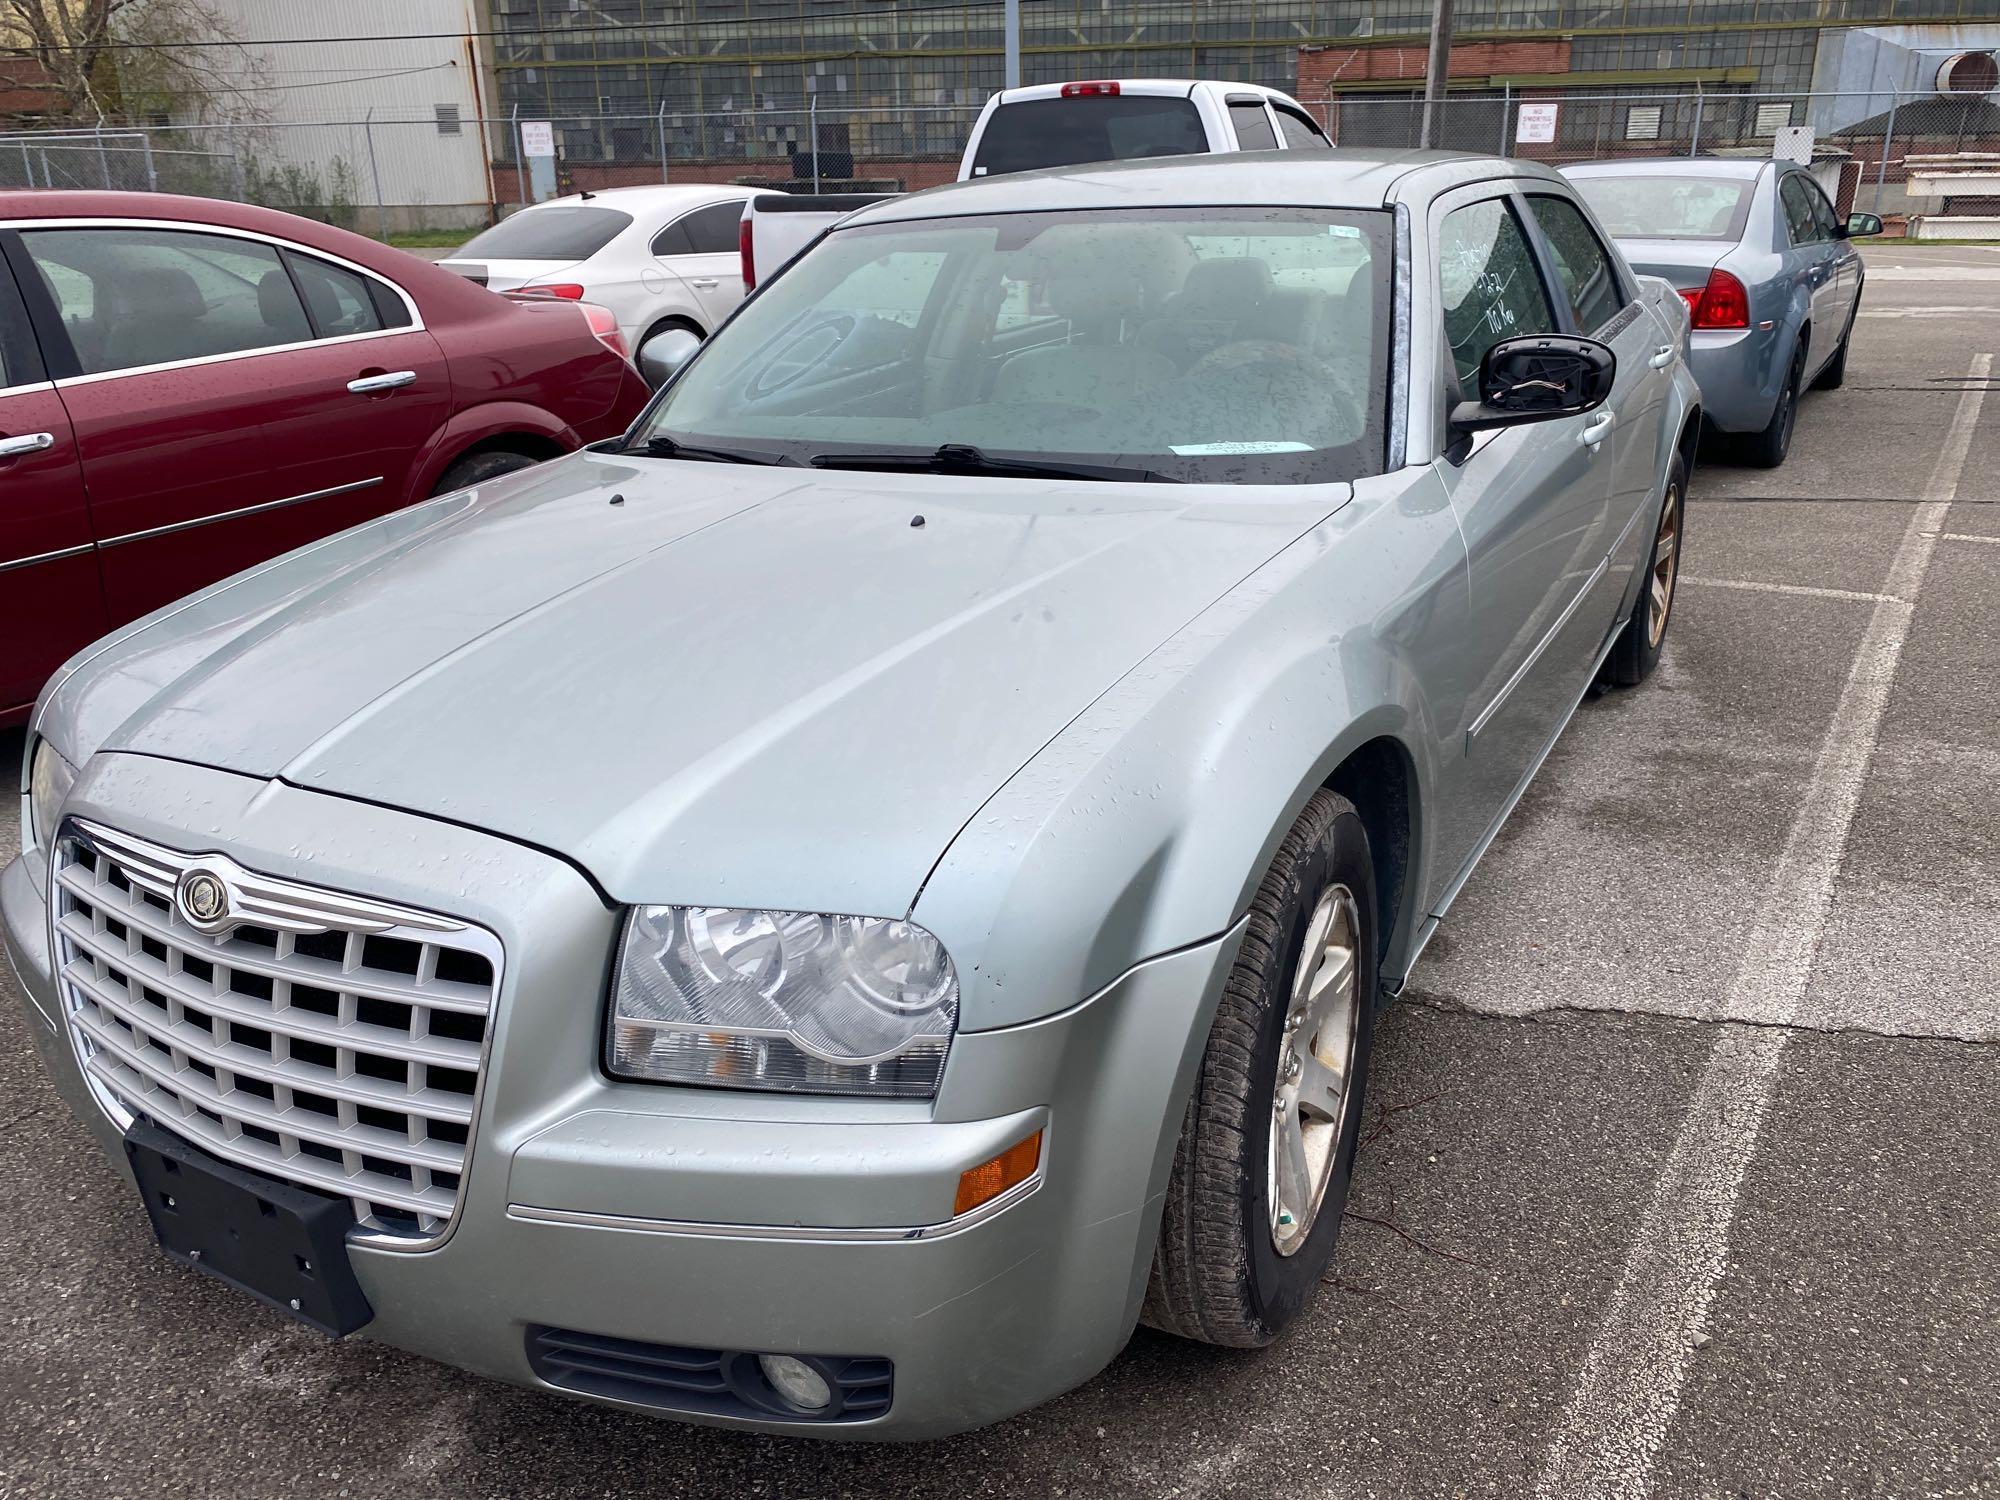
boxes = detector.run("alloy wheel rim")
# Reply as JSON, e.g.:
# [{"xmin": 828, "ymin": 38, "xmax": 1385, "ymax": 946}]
[
  {"xmin": 1647, "ymin": 482, "xmax": 1681, "ymax": 648},
  {"xmin": 1267, "ymin": 885, "xmax": 1362, "ymax": 1257}
]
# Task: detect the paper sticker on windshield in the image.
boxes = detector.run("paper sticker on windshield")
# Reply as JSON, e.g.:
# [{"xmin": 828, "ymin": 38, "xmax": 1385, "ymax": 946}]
[
  {"xmin": 1327, "ymin": 224, "xmax": 1363, "ymax": 238},
  {"xmin": 1170, "ymin": 441, "xmax": 1313, "ymax": 455}
]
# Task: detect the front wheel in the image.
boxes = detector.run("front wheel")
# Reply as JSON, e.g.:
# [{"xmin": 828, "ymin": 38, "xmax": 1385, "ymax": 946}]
[
  {"xmin": 1603, "ymin": 456, "xmax": 1686, "ymax": 688},
  {"xmin": 1142, "ymin": 789, "xmax": 1376, "ymax": 1347}
]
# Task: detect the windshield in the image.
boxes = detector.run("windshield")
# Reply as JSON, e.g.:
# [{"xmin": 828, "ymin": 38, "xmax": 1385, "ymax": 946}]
[
  {"xmin": 455, "ymin": 205, "xmax": 634, "ymax": 261},
  {"xmin": 1571, "ymin": 176, "xmax": 1754, "ymax": 241},
  {"xmin": 637, "ymin": 207, "xmax": 1393, "ymax": 486},
  {"xmin": 969, "ymin": 96, "xmax": 1207, "ymax": 177}
]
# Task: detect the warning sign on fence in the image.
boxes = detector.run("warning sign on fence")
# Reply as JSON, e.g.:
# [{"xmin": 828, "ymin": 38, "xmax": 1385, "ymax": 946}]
[{"xmin": 1515, "ymin": 103, "xmax": 1559, "ymax": 144}]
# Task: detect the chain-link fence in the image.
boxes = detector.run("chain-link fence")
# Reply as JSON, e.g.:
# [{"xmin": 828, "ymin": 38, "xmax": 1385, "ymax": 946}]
[
  {"xmin": 1316, "ymin": 89, "xmax": 2000, "ymax": 233},
  {"xmin": 1, "ymin": 88, "xmax": 1995, "ymax": 241}
]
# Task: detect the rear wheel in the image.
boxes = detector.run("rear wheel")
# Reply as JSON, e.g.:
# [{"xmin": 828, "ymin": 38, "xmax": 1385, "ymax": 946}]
[
  {"xmin": 1742, "ymin": 342, "xmax": 1804, "ymax": 469},
  {"xmin": 1814, "ymin": 295, "xmax": 1860, "ymax": 391},
  {"xmin": 431, "ymin": 448, "xmax": 541, "ymax": 496},
  {"xmin": 1603, "ymin": 456, "xmax": 1685, "ymax": 688},
  {"xmin": 1142, "ymin": 790, "xmax": 1376, "ymax": 1347}
]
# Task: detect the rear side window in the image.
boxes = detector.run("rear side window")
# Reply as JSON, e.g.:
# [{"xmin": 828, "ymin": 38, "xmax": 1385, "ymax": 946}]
[
  {"xmin": 0, "ymin": 258, "xmax": 43, "ymax": 387},
  {"xmin": 457, "ymin": 205, "xmax": 633, "ymax": 261},
  {"xmin": 968, "ymin": 96, "xmax": 1206, "ymax": 177},
  {"xmin": 1229, "ymin": 101, "xmax": 1278, "ymax": 151},
  {"xmin": 679, "ymin": 202, "xmax": 745, "ymax": 255},
  {"xmin": 283, "ymin": 251, "xmax": 387, "ymax": 338},
  {"xmin": 1438, "ymin": 198, "xmax": 1557, "ymax": 388},
  {"xmin": 1275, "ymin": 107, "xmax": 1329, "ymax": 149},
  {"xmin": 1527, "ymin": 194, "xmax": 1627, "ymax": 333},
  {"xmin": 22, "ymin": 226, "xmax": 312, "ymax": 376}
]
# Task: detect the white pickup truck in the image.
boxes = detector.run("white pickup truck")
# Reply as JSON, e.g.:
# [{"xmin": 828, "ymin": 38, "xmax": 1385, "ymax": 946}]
[{"xmin": 739, "ymin": 78, "xmax": 1329, "ymax": 291}]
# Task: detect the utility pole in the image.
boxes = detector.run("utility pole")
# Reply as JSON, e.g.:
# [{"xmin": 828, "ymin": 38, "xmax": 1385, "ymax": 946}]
[
  {"xmin": 1418, "ymin": 0, "xmax": 1455, "ymax": 151},
  {"xmin": 1004, "ymin": 0, "xmax": 1021, "ymax": 89}
]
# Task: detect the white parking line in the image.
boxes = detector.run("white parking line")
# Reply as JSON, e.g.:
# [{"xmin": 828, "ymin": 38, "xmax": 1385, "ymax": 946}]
[
  {"xmin": 1938, "ymin": 531, "xmax": 2000, "ymax": 545},
  {"xmin": 1678, "ymin": 577, "xmax": 1900, "ymax": 605},
  {"xmin": 1531, "ymin": 351, "xmax": 1992, "ymax": 1500}
]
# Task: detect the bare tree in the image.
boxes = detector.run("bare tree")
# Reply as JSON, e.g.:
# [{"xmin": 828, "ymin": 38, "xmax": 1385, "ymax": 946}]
[{"xmin": 0, "ymin": 0, "xmax": 260, "ymax": 125}]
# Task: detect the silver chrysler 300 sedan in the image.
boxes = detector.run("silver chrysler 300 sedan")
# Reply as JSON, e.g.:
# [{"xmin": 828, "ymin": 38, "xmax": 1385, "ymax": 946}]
[
  {"xmin": 1565, "ymin": 156, "xmax": 1879, "ymax": 468},
  {"xmin": 4, "ymin": 151, "xmax": 1699, "ymax": 1439}
]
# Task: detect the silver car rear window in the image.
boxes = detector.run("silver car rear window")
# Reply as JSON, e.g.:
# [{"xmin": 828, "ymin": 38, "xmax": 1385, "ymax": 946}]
[
  {"xmin": 456, "ymin": 205, "xmax": 634, "ymax": 261},
  {"xmin": 1572, "ymin": 176, "xmax": 1754, "ymax": 242}
]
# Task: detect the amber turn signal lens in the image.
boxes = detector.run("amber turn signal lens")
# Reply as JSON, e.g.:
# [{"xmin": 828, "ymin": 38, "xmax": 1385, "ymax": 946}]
[{"xmin": 953, "ymin": 1130, "xmax": 1043, "ymax": 1217}]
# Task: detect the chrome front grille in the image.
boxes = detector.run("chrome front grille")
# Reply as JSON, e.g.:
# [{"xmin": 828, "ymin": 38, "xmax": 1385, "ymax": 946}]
[{"xmin": 50, "ymin": 820, "xmax": 502, "ymax": 1246}]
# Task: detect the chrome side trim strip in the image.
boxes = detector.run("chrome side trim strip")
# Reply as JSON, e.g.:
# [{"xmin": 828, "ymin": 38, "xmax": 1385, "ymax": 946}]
[
  {"xmin": 1465, "ymin": 550, "xmax": 1610, "ymax": 746},
  {"xmin": 1464, "ymin": 493, "xmax": 1650, "ymax": 748},
  {"xmin": 95, "ymin": 476, "xmax": 381, "ymax": 550},
  {"xmin": 506, "ymin": 1171, "xmax": 1044, "ymax": 1244},
  {"xmin": 54, "ymin": 326, "xmax": 419, "ymax": 390},
  {"xmin": 0, "ymin": 540, "xmax": 93, "ymax": 575}
]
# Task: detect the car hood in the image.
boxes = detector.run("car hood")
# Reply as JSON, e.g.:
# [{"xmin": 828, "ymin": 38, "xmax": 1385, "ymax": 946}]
[
  {"xmin": 88, "ymin": 453, "xmax": 1343, "ymax": 917},
  {"xmin": 1611, "ymin": 236, "xmax": 1730, "ymax": 288}
]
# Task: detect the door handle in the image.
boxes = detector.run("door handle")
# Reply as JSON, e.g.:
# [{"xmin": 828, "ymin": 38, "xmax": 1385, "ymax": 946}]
[
  {"xmin": 688, "ymin": 278, "xmax": 720, "ymax": 290},
  {"xmin": 347, "ymin": 370, "xmax": 416, "ymax": 394},
  {"xmin": 0, "ymin": 430, "xmax": 53, "ymax": 457},
  {"xmin": 1648, "ymin": 345, "xmax": 1675, "ymax": 369},
  {"xmin": 1580, "ymin": 412, "xmax": 1615, "ymax": 447}
]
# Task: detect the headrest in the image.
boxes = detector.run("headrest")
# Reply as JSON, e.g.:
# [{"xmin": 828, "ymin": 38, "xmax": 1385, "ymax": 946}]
[
  {"xmin": 256, "ymin": 268, "xmax": 298, "ymax": 328},
  {"xmin": 1176, "ymin": 256, "xmax": 1274, "ymax": 312},
  {"xmin": 127, "ymin": 266, "xmax": 205, "ymax": 320},
  {"xmin": 1023, "ymin": 224, "xmax": 1193, "ymax": 318}
]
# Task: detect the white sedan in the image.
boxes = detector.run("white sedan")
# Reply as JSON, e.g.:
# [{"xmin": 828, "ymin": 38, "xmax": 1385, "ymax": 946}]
[{"xmin": 438, "ymin": 184, "xmax": 781, "ymax": 378}]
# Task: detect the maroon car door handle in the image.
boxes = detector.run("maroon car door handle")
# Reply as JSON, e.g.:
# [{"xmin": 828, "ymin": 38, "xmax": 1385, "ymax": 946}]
[
  {"xmin": 0, "ymin": 431, "xmax": 54, "ymax": 458},
  {"xmin": 347, "ymin": 371, "xmax": 417, "ymax": 395}
]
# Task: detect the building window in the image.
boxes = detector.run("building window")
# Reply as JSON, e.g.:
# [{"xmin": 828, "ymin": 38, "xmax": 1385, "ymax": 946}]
[
  {"xmin": 1754, "ymin": 102, "xmax": 1793, "ymax": 136},
  {"xmin": 436, "ymin": 103, "xmax": 462, "ymax": 136},
  {"xmin": 1625, "ymin": 105, "xmax": 1662, "ymax": 141}
]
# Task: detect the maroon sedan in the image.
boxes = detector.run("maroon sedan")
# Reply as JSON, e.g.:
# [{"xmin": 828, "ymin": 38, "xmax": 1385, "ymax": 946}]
[{"xmin": 0, "ymin": 191, "xmax": 652, "ymax": 725}]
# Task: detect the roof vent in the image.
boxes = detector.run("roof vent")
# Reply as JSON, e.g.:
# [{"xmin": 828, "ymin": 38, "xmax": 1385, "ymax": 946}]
[{"xmin": 1936, "ymin": 50, "xmax": 1999, "ymax": 97}]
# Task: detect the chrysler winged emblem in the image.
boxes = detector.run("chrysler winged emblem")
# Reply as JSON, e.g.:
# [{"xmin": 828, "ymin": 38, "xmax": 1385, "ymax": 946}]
[{"xmin": 175, "ymin": 869, "xmax": 232, "ymax": 932}]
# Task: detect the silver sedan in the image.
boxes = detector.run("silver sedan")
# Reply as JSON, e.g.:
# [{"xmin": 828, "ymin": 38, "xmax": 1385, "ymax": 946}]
[
  {"xmin": 6, "ymin": 151, "xmax": 1698, "ymax": 1439},
  {"xmin": 1565, "ymin": 156, "xmax": 1879, "ymax": 467}
]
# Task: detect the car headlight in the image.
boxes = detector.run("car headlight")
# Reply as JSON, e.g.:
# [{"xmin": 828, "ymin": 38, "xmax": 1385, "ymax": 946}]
[
  {"xmin": 26, "ymin": 738, "xmax": 77, "ymax": 853},
  {"xmin": 608, "ymin": 906, "xmax": 959, "ymax": 1097}
]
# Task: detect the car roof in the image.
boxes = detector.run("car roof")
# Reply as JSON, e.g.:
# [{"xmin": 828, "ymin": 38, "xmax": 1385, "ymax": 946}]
[
  {"xmin": 1563, "ymin": 157, "xmax": 1774, "ymax": 181},
  {"xmin": 844, "ymin": 149, "xmax": 1564, "ymax": 226},
  {"xmin": 989, "ymin": 78, "xmax": 1294, "ymax": 102},
  {"xmin": 525, "ymin": 184, "xmax": 769, "ymax": 213}
]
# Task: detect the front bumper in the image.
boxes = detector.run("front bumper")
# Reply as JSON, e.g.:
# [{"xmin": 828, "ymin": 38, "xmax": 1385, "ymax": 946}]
[{"xmin": 2, "ymin": 752, "xmax": 1240, "ymax": 1439}]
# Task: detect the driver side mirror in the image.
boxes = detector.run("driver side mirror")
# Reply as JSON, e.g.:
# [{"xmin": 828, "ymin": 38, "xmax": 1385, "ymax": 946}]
[
  {"xmin": 637, "ymin": 325, "xmax": 704, "ymax": 390},
  {"xmin": 1449, "ymin": 335, "xmax": 1617, "ymax": 442},
  {"xmin": 1844, "ymin": 211, "xmax": 1884, "ymax": 239}
]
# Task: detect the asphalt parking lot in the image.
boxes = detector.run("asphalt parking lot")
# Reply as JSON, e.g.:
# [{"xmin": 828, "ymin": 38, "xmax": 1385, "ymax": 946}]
[{"xmin": 2, "ymin": 241, "xmax": 1995, "ymax": 1500}]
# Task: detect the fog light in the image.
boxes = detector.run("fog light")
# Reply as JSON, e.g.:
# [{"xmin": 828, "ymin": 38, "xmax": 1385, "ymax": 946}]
[
  {"xmin": 758, "ymin": 1353, "xmax": 832, "ymax": 1411},
  {"xmin": 953, "ymin": 1128, "xmax": 1043, "ymax": 1217}
]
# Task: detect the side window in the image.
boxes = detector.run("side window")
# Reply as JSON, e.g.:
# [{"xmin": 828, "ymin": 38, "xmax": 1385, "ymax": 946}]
[
  {"xmin": 681, "ymin": 201, "xmax": 745, "ymax": 255},
  {"xmin": 282, "ymin": 251, "xmax": 387, "ymax": 338},
  {"xmin": 22, "ymin": 226, "xmax": 311, "ymax": 377},
  {"xmin": 1805, "ymin": 179, "xmax": 1843, "ymax": 239},
  {"xmin": 1228, "ymin": 101, "xmax": 1278, "ymax": 151},
  {"xmin": 1438, "ymin": 197, "xmax": 1558, "ymax": 389},
  {"xmin": 1527, "ymin": 194, "xmax": 1627, "ymax": 333},
  {"xmin": 0, "ymin": 263, "xmax": 44, "ymax": 388},
  {"xmin": 651, "ymin": 219, "xmax": 693, "ymax": 258},
  {"xmin": 1275, "ymin": 107, "xmax": 1329, "ymax": 150},
  {"xmin": 1779, "ymin": 176, "xmax": 1823, "ymax": 246}
]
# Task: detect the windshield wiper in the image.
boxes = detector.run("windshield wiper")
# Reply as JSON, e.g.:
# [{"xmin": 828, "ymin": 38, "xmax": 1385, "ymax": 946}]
[
  {"xmin": 632, "ymin": 433, "xmax": 798, "ymax": 466},
  {"xmin": 808, "ymin": 443, "xmax": 1179, "ymax": 484}
]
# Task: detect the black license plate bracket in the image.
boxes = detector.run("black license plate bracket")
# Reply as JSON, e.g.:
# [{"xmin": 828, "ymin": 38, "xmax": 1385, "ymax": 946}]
[{"xmin": 124, "ymin": 1121, "xmax": 373, "ymax": 1337}]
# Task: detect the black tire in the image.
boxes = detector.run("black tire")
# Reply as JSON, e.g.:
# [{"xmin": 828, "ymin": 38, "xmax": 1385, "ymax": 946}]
[
  {"xmin": 430, "ymin": 448, "xmax": 542, "ymax": 496},
  {"xmin": 1742, "ymin": 341, "xmax": 1804, "ymax": 469},
  {"xmin": 1142, "ymin": 789, "xmax": 1377, "ymax": 1348},
  {"xmin": 1814, "ymin": 294, "xmax": 1859, "ymax": 391},
  {"xmin": 1603, "ymin": 455, "xmax": 1686, "ymax": 688}
]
